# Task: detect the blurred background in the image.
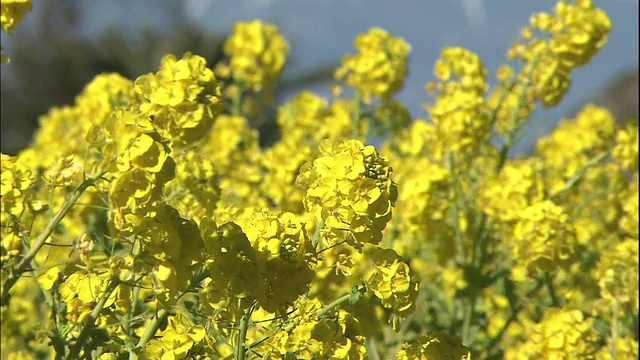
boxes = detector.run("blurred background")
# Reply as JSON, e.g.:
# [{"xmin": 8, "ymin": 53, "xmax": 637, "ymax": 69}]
[{"xmin": 1, "ymin": 0, "xmax": 637, "ymax": 155}]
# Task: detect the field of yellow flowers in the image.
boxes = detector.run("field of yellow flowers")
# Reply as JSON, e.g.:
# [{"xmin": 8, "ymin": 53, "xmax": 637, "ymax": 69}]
[{"xmin": 1, "ymin": 0, "xmax": 638, "ymax": 359}]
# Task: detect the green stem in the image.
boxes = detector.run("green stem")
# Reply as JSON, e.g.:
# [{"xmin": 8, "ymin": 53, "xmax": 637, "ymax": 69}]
[
  {"xmin": 485, "ymin": 278, "xmax": 545, "ymax": 356},
  {"xmin": 551, "ymin": 152, "xmax": 609, "ymax": 199},
  {"xmin": 495, "ymin": 53, "xmax": 541, "ymax": 174},
  {"xmin": 232, "ymin": 85, "xmax": 244, "ymax": 117},
  {"xmin": 311, "ymin": 220, "xmax": 325, "ymax": 251},
  {"xmin": 130, "ymin": 308, "xmax": 169, "ymax": 360},
  {"xmin": 51, "ymin": 292, "xmax": 67, "ymax": 360},
  {"xmin": 316, "ymin": 240, "xmax": 348, "ymax": 255},
  {"xmin": 461, "ymin": 297, "xmax": 475, "ymax": 346},
  {"xmin": 246, "ymin": 335, "xmax": 270, "ymax": 352},
  {"xmin": 447, "ymin": 152, "xmax": 466, "ymax": 264},
  {"xmin": 65, "ymin": 278, "xmax": 119, "ymax": 360},
  {"xmin": 471, "ymin": 54, "xmax": 543, "ymax": 291},
  {"xmin": 124, "ymin": 280, "xmax": 141, "ymax": 338},
  {"xmin": 496, "ymin": 132, "xmax": 514, "ymax": 173},
  {"xmin": 544, "ymin": 272, "xmax": 559, "ymax": 307},
  {"xmin": 366, "ymin": 337, "xmax": 381, "ymax": 360},
  {"xmin": 610, "ymin": 298, "xmax": 619, "ymax": 359},
  {"xmin": 472, "ymin": 217, "xmax": 488, "ymax": 268},
  {"xmin": 129, "ymin": 271, "xmax": 208, "ymax": 360},
  {"xmin": 486, "ymin": 80, "xmax": 516, "ymax": 139},
  {"xmin": 318, "ymin": 286, "xmax": 366, "ymax": 318},
  {"xmin": 1, "ymin": 170, "xmax": 107, "ymax": 306},
  {"xmin": 352, "ymin": 91, "xmax": 361, "ymax": 139},
  {"xmin": 236, "ymin": 303, "xmax": 255, "ymax": 360}
]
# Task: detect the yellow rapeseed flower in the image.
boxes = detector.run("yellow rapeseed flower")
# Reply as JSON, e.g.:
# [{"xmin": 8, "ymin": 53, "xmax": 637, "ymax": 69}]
[
  {"xmin": 223, "ymin": 20, "xmax": 289, "ymax": 95},
  {"xmin": 335, "ymin": 27, "xmax": 410, "ymax": 103}
]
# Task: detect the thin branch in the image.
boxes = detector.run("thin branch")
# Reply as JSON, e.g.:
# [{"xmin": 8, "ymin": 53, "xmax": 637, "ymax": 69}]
[
  {"xmin": 65, "ymin": 278, "xmax": 119, "ymax": 360},
  {"xmin": 2, "ymin": 169, "xmax": 107, "ymax": 306}
]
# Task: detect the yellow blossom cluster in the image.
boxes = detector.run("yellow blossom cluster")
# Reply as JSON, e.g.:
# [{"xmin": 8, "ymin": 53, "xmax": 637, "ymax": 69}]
[
  {"xmin": 537, "ymin": 104, "xmax": 616, "ymax": 192},
  {"xmin": 593, "ymin": 238, "xmax": 639, "ymax": 312},
  {"xmin": 393, "ymin": 156, "xmax": 451, "ymax": 245},
  {"xmin": 1, "ymin": 154, "xmax": 41, "ymax": 265},
  {"xmin": 1, "ymin": 1, "xmax": 637, "ymax": 359},
  {"xmin": 510, "ymin": 200, "xmax": 578, "ymax": 281},
  {"xmin": 1, "ymin": 154, "xmax": 35, "ymax": 222},
  {"xmin": 505, "ymin": 308, "xmax": 599, "ymax": 359},
  {"xmin": 335, "ymin": 27, "xmax": 410, "ymax": 103},
  {"xmin": 109, "ymin": 132, "xmax": 176, "ymax": 234},
  {"xmin": 595, "ymin": 337, "xmax": 639, "ymax": 360},
  {"xmin": 135, "ymin": 52, "xmax": 223, "ymax": 146},
  {"xmin": 198, "ymin": 114, "xmax": 263, "ymax": 209},
  {"xmin": 252, "ymin": 297, "xmax": 368, "ymax": 359},
  {"xmin": 426, "ymin": 47, "xmax": 491, "ymax": 156},
  {"xmin": 619, "ymin": 178, "xmax": 639, "ymax": 238},
  {"xmin": 479, "ymin": 158, "xmax": 545, "ymax": 223},
  {"xmin": 276, "ymin": 91, "xmax": 351, "ymax": 145},
  {"xmin": 30, "ymin": 73, "xmax": 137, "ymax": 170},
  {"xmin": 487, "ymin": 0, "xmax": 611, "ymax": 136},
  {"xmin": 166, "ymin": 152, "xmax": 221, "ymax": 222},
  {"xmin": 221, "ymin": 20, "xmax": 289, "ymax": 96},
  {"xmin": 237, "ymin": 211, "xmax": 317, "ymax": 312},
  {"xmin": 297, "ymin": 139, "xmax": 397, "ymax": 250},
  {"xmin": 139, "ymin": 310, "xmax": 208, "ymax": 359},
  {"xmin": 613, "ymin": 122, "xmax": 639, "ymax": 173},
  {"xmin": 365, "ymin": 247, "xmax": 419, "ymax": 329},
  {"xmin": 511, "ymin": 0, "xmax": 611, "ymax": 108}
]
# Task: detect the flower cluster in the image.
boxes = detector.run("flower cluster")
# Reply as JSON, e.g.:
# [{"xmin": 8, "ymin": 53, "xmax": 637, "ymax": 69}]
[
  {"xmin": 109, "ymin": 132, "xmax": 176, "ymax": 233},
  {"xmin": 393, "ymin": 156, "xmax": 450, "ymax": 240},
  {"xmin": 200, "ymin": 219, "xmax": 264, "ymax": 309},
  {"xmin": 221, "ymin": 20, "xmax": 289, "ymax": 95},
  {"xmin": 1, "ymin": 154, "xmax": 35, "ymax": 220},
  {"xmin": 595, "ymin": 337, "xmax": 639, "ymax": 360},
  {"xmin": 335, "ymin": 27, "xmax": 410, "ymax": 103},
  {"xmin": 135, "ymin": 52, "xmax": 223, "ymax": 146},
  {"xmin": 139, "ymin": 310, "xmax": 208, "ymax": 359},
  {"xmin": 613, "ymin": 122, "xmax": 639, "ymax": 173},
  {"xmin": 505, "ymin": 308, "xmax": 598, "ymax": 359},
  {"xmin": 510, "ymin": 200, "xmax": 577, "ymax": 281},
  {"xmin": 238, "ymin": 211, "xmax": 317, "ymax": 312},
  {"xmin": 479, "ymin": 158, "xmax": 545, "ymax": 223},
  {"xmin": 510, "ymin": 0, "xmax": 611, "ymax": 108},
  {"xmin": 276, "ymin": 90, "xmax": 351, "ymax": 145},
  {"xmin": 619, "ymin": 179, "xmax": 638, "ymax": 239},
  {"xmin": 593, "ymin": 238, "xmax": 639, "ymax": 312},
  {"xmin": 536, "ymin": 104, "xmax": 616, "ymax": 193},
  {"xmin": 30, "ymin": 73, "xmax": 137, "ymax": 170},
  {"xmin": 254, "ymin": 297, "xmax": 368, "ymax": 359},
  {"xmin": 0, "ymin": 154, "xmax": 39, "ymax": 262},
  {"xmin": 365, "ymin": 247, "xmax": 419, "ymax": 330},
  {"xmin": 166, "ymin": 152, "xmax": 221, "ymax": 222},
  {"xmin": 297, "ymin": 139, "xmax": 397, "ymax": 250},
  {"xmin": 425, "ymin": 47, "xmax": 491, "ymax": 156},
  {"xmin": 197, "ymin": 114, "xmax": 263, "ymax": 209}
]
